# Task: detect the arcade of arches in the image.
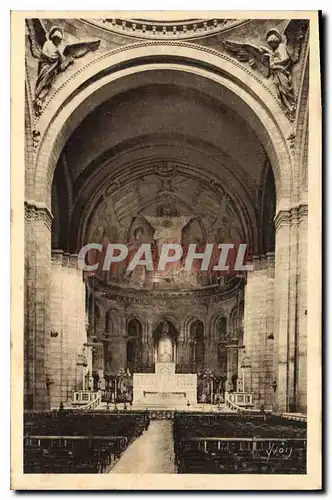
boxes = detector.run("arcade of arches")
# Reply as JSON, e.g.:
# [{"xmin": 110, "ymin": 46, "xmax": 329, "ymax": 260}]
[{"xmin": 24, "ymin": 18, "xmax": 309, "ymax": 414}]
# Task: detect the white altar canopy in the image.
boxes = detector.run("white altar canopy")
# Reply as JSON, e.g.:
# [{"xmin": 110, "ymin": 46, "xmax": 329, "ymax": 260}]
[{"xmin": 133, "ymin": 362, "xmax": 197, "ymax": 408}]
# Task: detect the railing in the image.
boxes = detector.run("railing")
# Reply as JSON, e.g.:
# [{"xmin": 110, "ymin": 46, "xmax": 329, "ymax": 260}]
[
  {"xmin": 25, "ymin": 435, "xmax": 128, "ymax": 447},
  {"xmin": 225, "ymin": 394, "xmax": 243, "ymax": 412},
  {"xmin": 225, "ymin": 392, "xmax": 255, "ymax": 413},
  {"xmin": 82, "ymin": 391, "xmax": 102, "ymax": 410},
  {"xmin": 24, "ymin": 434, "xmax": 129, "ymax": 473},
  {"xmin": 227, "ymin": 392, "xmax": 254, "ymax": 406},
  {"xmin": 176, "ymin": 436, "xmax": 307, "ymax": 460},
  {"xmin": 280, "ymin": 413, "xmax": 307, "ymax": 423},
  {"xmin": 72, "ymin": 391, "xmax": 102, "ymax": 410}
]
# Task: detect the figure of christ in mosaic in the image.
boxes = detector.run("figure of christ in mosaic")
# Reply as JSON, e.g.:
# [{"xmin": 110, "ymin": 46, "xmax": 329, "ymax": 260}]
[{"xmin": 142, "ymin": 205, "xmax": 196, "ymax": 279}]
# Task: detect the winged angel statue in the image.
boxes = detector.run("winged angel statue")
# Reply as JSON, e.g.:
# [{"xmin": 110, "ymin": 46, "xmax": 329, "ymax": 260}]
[
  {"xmin": 223, "ymin": 20, "xmax": 309, "ymax": 118},
  {"xmin": 26, "ymin": 19, "xmax": 100, "ymax": 116}
]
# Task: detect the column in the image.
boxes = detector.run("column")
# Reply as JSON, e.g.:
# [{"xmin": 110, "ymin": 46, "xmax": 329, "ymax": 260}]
[
  {"xmin": 111, "ymin": 336, "xmax": 127, "ymax": 374},
  {"xmin": 243, "ymin": 255, "xmax": 275, "ymax": 408},
  {"xmin": 226, "ymin": 347, "xmax": 238, "ymax": 391},
  {"xmin": 265, "ymin": 252, "xmax": 276, "ymax": 408},
  {"xmin": 176, "ymin": 322, "xmax": 186, "ymax": 373},
  {"xmin": 143, "ymin": 319, "xmax": 154, "ymax": 372},
  {"xmin": 274, "ymin": 212, "xmax": 291, "ymax": 411},
  {"xmin": 48, "ymin": 251, "xmax": 86, "ymax": 407},
  {"xmin": 286, "ymin": 209, "xmax": 300, "ymax": 411},
  {"xmin": 92, "ymin": 344, "xmax": 105, "ymax": 390},
  {"xmin": 297, "ymin": 205, "xmax": 308, "ymax": 412},
  {"xmin": 141, "ymin": 331, "xmax": 148, "ymax": 371},
  {"xmin": 109, "ymin": 314, "xmax": 127, "ymax": 374},
  {"xmin": 24, "ymin": 202, "xmax": 52, "ymax": 410},
  {"xmin": 274, "ymin": 206, "xmax": 307, "ymax": 413},
  {"xmin": 206, "ymin": 319, "xmax": 218, "ymax": 373},
  {"xmin": 181, "ymin": 336, "xmax": 191, "ymax": 373}
]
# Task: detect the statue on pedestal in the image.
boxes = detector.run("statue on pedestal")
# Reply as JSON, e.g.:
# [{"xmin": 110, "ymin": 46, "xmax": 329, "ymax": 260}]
[{"xmin": 157, "ymin": 322, "xmax": 173, "ymax": 363}]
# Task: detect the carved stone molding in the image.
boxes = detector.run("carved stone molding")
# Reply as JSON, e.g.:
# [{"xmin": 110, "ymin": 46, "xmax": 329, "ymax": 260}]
[
  {"xmin": 287, "ymin": 132, "xmax": 296, "ymax": 153},
  {"xmin": 32, "ymin": 129, "xmax": 41, "ymax": 152},
  {"xmin": 50, "ymin": 250, "xmax": 63, "ymax": 265},
  {"xmin": 96, "ymin": 277, "xmax": 243, "ymax": 309},
  {"xmin": 274, "ymin": 209, "xmax": 291, "ymax": 230},
  {"xmin": 274, "ymin": 204, "xmax": 308, "ymax": 230},
  {"xmin": 37, "ymin": 40, "xmax": 281, "ymax": 121},
  {"xmin": 24, "ymin": 201, "xmax": 53, "ymax": 230},
  {"xmin": 51, "ymin": 250, "xmax": 79, "ymax": 268},
  {"xmin": 266, "ymin": 252, "xmax": 276, "ymax": 266},
  {"xmin": 250, "ymin": 253, "xmax": 275, "ymax": 271},
  {"xmin": 296, "ymin": 30, "xmax": 310, "ymax": 102},
  {"xmin": 84, "ymin": 18, "xmax": 248, "ymax": 40},
  {"xmin": 297, "ymin": 204, "xmax": 309, "ymax": 222}
]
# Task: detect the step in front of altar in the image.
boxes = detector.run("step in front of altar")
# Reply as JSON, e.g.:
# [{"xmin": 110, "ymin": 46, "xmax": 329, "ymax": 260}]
[
  {"xmin": 141, "ymin": 390, "xmax": 187, "ymax": 406},
  {"xmin": 133, "ymin": 362, "xmax": 197, "ymax": 407}
]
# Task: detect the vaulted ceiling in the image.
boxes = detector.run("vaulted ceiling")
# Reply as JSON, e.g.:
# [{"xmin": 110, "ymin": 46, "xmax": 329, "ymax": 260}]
[{"xmin": 51, "ymin": 69, "xmax": 275, "ymax": 255}]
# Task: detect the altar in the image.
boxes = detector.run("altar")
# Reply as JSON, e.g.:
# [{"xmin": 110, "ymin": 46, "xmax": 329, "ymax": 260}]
[{"xmin": 133, "ymin": 362, "xmax": 197, "ymax": 408}]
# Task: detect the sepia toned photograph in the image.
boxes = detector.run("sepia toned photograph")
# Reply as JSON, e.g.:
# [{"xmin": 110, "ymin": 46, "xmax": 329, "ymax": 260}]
[{"xmin": 11, "ymin": 10, "xmax": 321, "ymax": 490}]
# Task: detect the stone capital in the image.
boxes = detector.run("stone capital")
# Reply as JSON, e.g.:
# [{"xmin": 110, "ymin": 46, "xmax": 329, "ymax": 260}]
[
  {"xmin": 274, "ymin": 204, "xmax": 308, "ymax": 231},
  {"xmin": 24, "ymin": 201, "xmax": 53, "ymax": 230},
  {"xmin": 51, "ymin": 250, "xmax": 79, "ymax": 268},
  {"xmin": 250, "ymin": 253, "xmax": 275, "ymax": 271}
]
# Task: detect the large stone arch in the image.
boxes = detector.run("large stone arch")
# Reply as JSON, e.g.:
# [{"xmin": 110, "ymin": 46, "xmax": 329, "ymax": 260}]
[
  {"xmin": 25, "ymin": 39, "xmax": 309, "ymax": 414},
  {"xmin": 31, "ymin": 43, "xmax": 293, "ymax": 212},
  {"xmin": 183, "ymin": 316, "xmax": 206, "ymax": 342},
  {"xmin": 210, "ymin": 311, "xmax": 228, "ymax": 339},
  {"xmin": 152, "ymin": 315, "xmax": 180, "ymax": 334},
  {"xmin": 293, "ymin": 49, "xmax": 309, "ymax": 203},
  {"xmin": 125, "ymin": 312, "xmax": 149, "ymax": 341},
  {"xmin": 105, "ymin": 308, "xmax": 122, "ymax": 335}
]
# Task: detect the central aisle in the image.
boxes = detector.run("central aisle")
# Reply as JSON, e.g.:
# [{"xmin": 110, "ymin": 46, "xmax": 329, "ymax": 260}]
[{"xmin": 110, "ymin": 420, "xmax": 177, "ymax": 474}]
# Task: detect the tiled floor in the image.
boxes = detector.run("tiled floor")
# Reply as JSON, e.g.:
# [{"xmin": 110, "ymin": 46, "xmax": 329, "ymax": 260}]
[{"xmin": 110, "ymin": 420, "xmax": 177, "ymax": 473}]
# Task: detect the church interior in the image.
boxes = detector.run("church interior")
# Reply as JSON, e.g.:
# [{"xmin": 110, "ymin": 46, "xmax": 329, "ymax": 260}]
[{"xmin": 24, "ymin": 16, "xmax": 309, "ymax": 474}]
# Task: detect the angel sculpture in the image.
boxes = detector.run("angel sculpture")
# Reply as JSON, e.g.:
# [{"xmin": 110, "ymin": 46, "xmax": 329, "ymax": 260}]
[
  {"xmin": 223, "ymin": 20, "xmax": 309, "ymax": 118},
  {"xmin": 26, "ymin": 19, "xmax": 100, "ymax": 116}
]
